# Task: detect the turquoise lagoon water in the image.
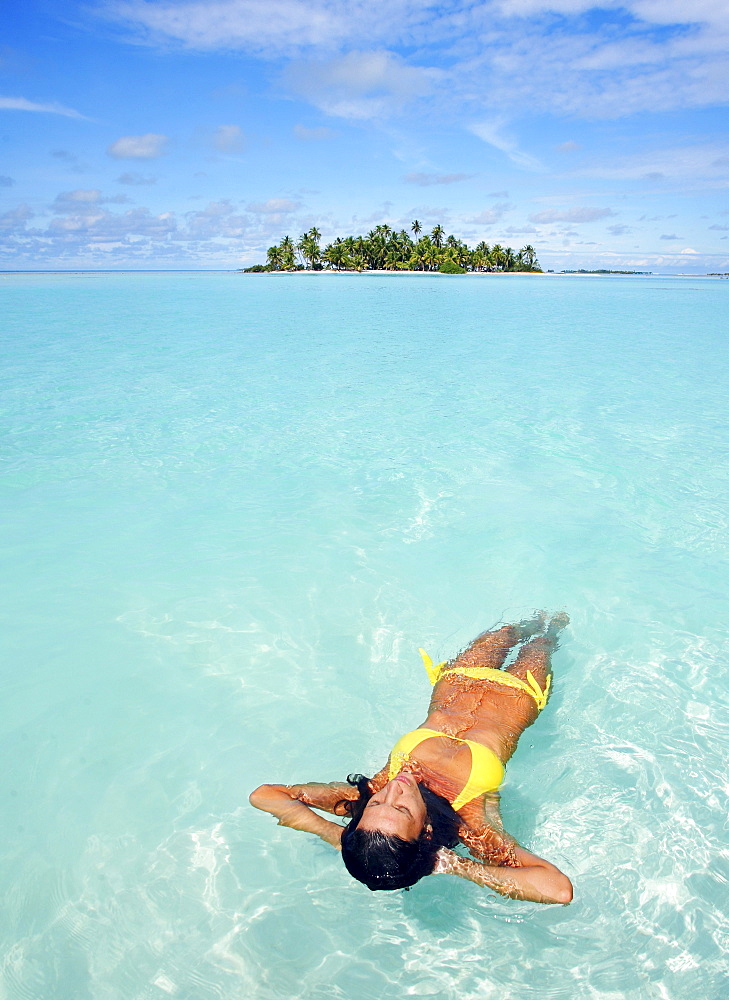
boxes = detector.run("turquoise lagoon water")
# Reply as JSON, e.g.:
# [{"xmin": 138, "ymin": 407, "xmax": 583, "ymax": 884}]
[{"xmin": 1, "ymin": 271, "xmax": 727, "ymax": 1000}]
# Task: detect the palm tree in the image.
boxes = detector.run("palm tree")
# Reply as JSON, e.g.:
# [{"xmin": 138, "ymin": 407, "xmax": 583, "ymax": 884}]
[
  {"xmin": 520, "ymin": 245, "xmax": 539, "ymax": 271},
  {"xmin": 323, "ymin": 238, "xmax": 346, "ymax": 270},
  {"xmin": 431, "ymin": 224, "xmax": 445, "ymax": 248},
  {"xmin": 411, "ymin": 219, "xmax": 422, "ymax": 238},
  {"xmin": 266, "ymin": 244, "xmax": 283, "ymax": 270},
  {"xmin": 298, "ymin": 233, "xmax": 320, "ymax": 269},
  {"xmin": 490, "ymin": 243, "xmax": 505, "ymax": 271},
  {"xmin": 425, "ymin": 242, "xmax": 440, "ymax": 271},
  {"xmin": 279, "ymin": 235, "xmax": 296, "ymax": 270},
  {"xmin": 470, "ymin": 247, "xmax": 486, "ymax": 271}
]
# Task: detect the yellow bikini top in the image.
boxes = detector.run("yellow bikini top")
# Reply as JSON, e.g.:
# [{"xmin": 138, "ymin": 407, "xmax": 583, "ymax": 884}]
[
  {"xmin": 385, "ymin": 647, "xmax": 551, "ymax": 811},
  {"xmin": 388, "ymin": 728, "xmax": 504, "ymax": 811}
]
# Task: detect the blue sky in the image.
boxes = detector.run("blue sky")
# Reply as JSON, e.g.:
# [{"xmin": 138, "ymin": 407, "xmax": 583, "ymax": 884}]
[{"xmin": 2, "ymin": 0, "xmax": 728, "ymax": 271}]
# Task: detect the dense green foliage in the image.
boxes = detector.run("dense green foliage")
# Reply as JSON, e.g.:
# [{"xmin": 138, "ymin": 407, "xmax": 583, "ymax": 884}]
[
  {"xmin": 438, "ymin": 259, "xmax": 467, "ymax": 274},
  {"xmin": 262, "ymin": 222, "xmax": 541, "ymax": 273}
]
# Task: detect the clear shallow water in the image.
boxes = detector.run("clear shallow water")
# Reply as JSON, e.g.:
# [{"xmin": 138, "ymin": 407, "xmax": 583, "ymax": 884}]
[{"xmin": 1, "ymin": 271, "xmax": 727, "ymax": 1000}]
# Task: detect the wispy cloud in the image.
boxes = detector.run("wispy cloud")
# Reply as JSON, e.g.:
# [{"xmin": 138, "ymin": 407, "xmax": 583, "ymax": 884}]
[
  {"xmin": 102, "ymin": 0, "xmax": 444, "ymax": 56},
  {"xmin": 466, "ymin": 203, "xmax": 513, "ymax": 224},
  {"xmin": 404, "ymin": 172, "xmax": 473, "ymax": 186},
  {"xmin": 107, "ymin": 134, "xmax": 169, "ymax": 158},
  {"xmin": 575, "ymin": 143, "xmax": 729, "ymax": 183},
  {"xmin": 0, "ymin": 95, "xmax": 86, "ymax": 118},
  {"xmin": 212, "ymin": 124, "xmax": 245, "ymax": 152},
  {"xmin": 294, "ymin": 124, "xmax": 335, "ymax": 140},
  {"xmin": 529, "ymin": 207, "xmax": 616, "ymax": 223},
  {"xmin": 246, "ymin": 198, "xmax": 300, "ymax": 214},
  {"xmin": 117, "ymin": 171, "xmax": 157, "ymax": 185},
  {"xmin": 284, "ymin": 50, "xmax": 437, "ymax": 119},
  {"xmin": 0, "ymin": 187, "xmax": 311, "ymax": 264},
  {"xmin": 468, "ymin": 121, "xmax": 541, "ymax": 170},
  {"xmin": 52, "ymin": 189, "xmax": 131, "ymax": 211},
  {"xmin": 100, "ymin": 0, "xmax": 729, "ymax": 120},
  {"xmin": 107, "ymin": 0, "xmax": 345, "ymax": 54}
]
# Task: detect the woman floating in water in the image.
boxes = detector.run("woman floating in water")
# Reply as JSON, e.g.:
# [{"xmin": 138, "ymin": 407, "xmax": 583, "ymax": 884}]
[{"xmin": 250, "ymin": 614, "xmax": 573, "ymax": 903}]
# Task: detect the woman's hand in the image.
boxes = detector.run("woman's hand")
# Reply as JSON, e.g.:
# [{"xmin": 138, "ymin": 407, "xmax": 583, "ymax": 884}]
[
  {"xmin": 249, "ymin": 784, "xmax": 345, "ymax": 849},
  {"xmin": 432, "ymin": 847, "xmax": 573, "ymax": 904}
]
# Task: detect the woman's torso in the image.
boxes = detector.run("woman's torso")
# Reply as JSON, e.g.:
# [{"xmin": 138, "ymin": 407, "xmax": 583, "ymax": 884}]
[{"xmin": 371, "ymin": 668, "xmax": 537, "ymax": 813}]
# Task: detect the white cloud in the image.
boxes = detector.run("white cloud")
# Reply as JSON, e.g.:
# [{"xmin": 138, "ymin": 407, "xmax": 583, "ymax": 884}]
[
  {"xmin": 54, "ymin": 189, "xmax": 103, "ymax": 205},
  {"xmin": 404, "ymin": 172, "xmax": 472, "ymax": 186},
  {"xmin": 53, "ymin": 189, "xmax": 130, "ymax": 211},
  {"xmin": 285, "ymin": 50, "xmax": 436, "ymax": 119},
  {"xmin": 97, "ymin": 0, "xmax": 729, "ymax": 122},
  {"xmin": 0, "ymin": 204, "xmax": 34, "ymax": 232},
  {"xmin": 107, "ymin": 0, "xmax": 344, "ymax": 53},
  {"xmin": 247, "ymin": 198, "xmax": 300, "ymax": 214},
  {"xmin": 293, "ymin": 124, "xmax": 335, "ymax": 140},
  {"xmin": 184, "ymin": 200, "xmax": 250, "ymax": 237},
  {"xmin": 0, "ymin": 187, "xmax": 320, "ymax": 265},
  {"xmin": 468, "ymin": 121, "xmax": 541, "ymax": 171},
  {"xmin": 529, "ymin": 207, "xmax": 616, "ymax": 223},
  {"xmin": 107, "ymin": 134, "xmax": 169, "ymax": 159},
  {"xmin": 587, "ymin": 144, "xmax": 729, "ymax": 184},
  {"xmin": 117, "ymin": 171, "xmax": 157, "ymax": 185},
  {"xmin": 467, "ymin": 203, "xmax": 513, "ymax": 224},
  {"xmin": 102, "ymin": 0, "xmax": 447, "ymax": 55},
  {"xmin": 212, "ymin": 124, "xmax": 245, "ymax": 152},
  {"xmin": 0, "ymin": 95, "xmax": 86, "ymax": 118}
]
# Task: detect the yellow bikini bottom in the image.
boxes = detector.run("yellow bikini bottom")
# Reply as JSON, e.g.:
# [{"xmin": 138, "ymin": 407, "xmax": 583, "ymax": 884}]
[{"xmin": 418, "ymin": 649, "xmax": 551, "ymax": 711}]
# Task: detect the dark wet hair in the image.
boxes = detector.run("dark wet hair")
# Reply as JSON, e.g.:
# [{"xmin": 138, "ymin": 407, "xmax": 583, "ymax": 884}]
[{"xmin": 339, "ymin": 774, "xmax": 461, "ymax": 891}]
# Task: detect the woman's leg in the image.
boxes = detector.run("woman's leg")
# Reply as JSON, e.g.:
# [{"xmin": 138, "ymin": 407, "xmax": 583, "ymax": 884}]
[
  {"xmin": 451, "ymin": 613, "xmax": 546, "ymax": 671},
  {"xmin": 505, "ymin": 613, "xmax": 569, "ymax": 697},
  {"xmin": 490, "ymin": 614, "xmax": 568, "ymax": 757}
]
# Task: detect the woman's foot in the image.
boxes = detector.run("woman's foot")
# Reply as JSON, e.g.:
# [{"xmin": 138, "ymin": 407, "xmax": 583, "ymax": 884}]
[
  {"xmin": 515, "ymin": 611, "xmax": 547, "ymax": 640},
  {"xmin": 546, "ymin": 612, "xmax": 570, "ymax": 642}
]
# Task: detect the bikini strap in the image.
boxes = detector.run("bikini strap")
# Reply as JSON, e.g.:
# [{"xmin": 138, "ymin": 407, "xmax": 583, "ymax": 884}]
[{"xmin": 418, "ymin": 648, "xmax": 447, "ymax": 684}]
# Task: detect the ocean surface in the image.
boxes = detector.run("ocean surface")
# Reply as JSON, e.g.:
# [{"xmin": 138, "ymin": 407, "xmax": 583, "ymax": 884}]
[{"xmin": 1, "ymin": 271, "xmax": 727, "ymax": 1000}]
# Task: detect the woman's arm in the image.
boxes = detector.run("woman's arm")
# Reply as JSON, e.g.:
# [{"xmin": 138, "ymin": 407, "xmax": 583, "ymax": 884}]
[
  {"xmin": 457, "ymin": 792, "xmax": 521, "ymax": 867},
  {"xmin": 433, "ymin": 844, "xmax": 573, "ymax": 904},
  {"xmin": 249, "ymin": 783, "xmax": 352, "ymax": 849}
]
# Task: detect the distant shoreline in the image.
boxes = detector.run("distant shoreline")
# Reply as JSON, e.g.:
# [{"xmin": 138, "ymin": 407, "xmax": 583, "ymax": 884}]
[{"xmin": 2, "ymin": 269, "xmax": 724, "ymax": 278}]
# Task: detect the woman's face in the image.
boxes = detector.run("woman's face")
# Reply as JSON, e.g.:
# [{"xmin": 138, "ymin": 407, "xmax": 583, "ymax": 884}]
[{"xmin": 356, "ymin": 773, "xmax": 428, "ymax": 841}]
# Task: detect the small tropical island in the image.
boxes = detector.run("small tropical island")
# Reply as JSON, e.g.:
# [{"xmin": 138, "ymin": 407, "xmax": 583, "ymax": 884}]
[
  {"xmin": 243, "ymin": 221, "xmax": 541, "ymax": 273},
  {"xmin": 560, "ymin": 269, "xmax": 652, "ymax": 275}
]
